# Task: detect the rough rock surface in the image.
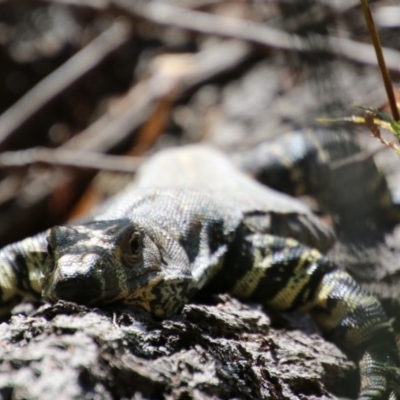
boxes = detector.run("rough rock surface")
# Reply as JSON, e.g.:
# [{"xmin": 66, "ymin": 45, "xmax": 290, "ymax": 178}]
[{"xmin": 0, "ymin": 295, "xmax": 356, "ymax": 400}]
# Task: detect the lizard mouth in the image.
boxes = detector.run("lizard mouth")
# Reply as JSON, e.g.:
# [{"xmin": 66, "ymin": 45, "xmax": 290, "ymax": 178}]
[
  {"xmin": 51, "ymin": 276, "xmax": 102, "ymax": 304},
  {"xmin": 46, "ymin": 263, "xmax": 163, "ymax": 307},
  {"xmin": 94, "ymin": 268, "xmax": 163, "ymax": 305}
]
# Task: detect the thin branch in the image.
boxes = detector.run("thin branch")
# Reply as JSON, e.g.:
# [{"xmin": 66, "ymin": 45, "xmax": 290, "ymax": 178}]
[
  {"xmin": 0, "ymin": 39, "xmax": 251, "ymax": 213},
  {"xmin": 329, "ymin": 144, "xmax": 388, "ymax": 170},
  {"xmin": 110, "ymin": 0, "xmax": 400, "ymax": 71},
  {"xmin": 64, "ymin": 40, "xmax": 252, "ymax": 152},
  {"xmin": 0, "ymin": 148, "xmax": 143, "ymax": 172},
  {"xmin": 360, "ymin": 0, "xmax": 399, "ymax": 121},
  {"xmin": 0, "ymin": 20, "xmax": 131, "ymax": 149},
  {"xmin": 2, "ymin": 0, "xmax": 400, "ymax": 71},
  {"xmin": 111, "ymin": 0, "xmax": 306, "ymax": 51},
  {"xmin": 0, "ymin": 0, "xmax": 109, "ymax": 10}
]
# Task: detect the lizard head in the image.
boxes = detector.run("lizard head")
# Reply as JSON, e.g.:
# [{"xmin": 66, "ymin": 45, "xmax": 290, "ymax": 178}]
[{"xmin": 41, "ymin": 219, "xmax": 194, "ymax": 317}]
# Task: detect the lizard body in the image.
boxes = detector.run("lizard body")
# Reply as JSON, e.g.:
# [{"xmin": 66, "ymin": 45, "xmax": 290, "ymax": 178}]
[
  {"xmin": 240, "ymin": 128, "xmax": 397, "ymax": 228},
  {"xmin": 0, "ymin": 140, "xmax": 399, "ymax": 398}
]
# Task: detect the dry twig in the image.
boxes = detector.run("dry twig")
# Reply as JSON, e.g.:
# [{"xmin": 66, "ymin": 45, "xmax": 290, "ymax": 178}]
[
  {"xmin": 0, "ymin": 148, "xmax": 143, "ymax": 172},
  {"xmin": 64, "ymin": 40, "xmax": 251, "ymax": 152},
  {"xmin": 0, "ymin": 20, "xmax": 131, "ymax": 149},
  {"xmin": 0, "ymin": 39, "xmax": 252, "ymax": 243},
  {"xmin": 111, "ymin": 0, "xmax": 400, "ymax": 70},
  {"xmin": 1, "ymin": 0, "xmax": 400, "ymax": 71}
]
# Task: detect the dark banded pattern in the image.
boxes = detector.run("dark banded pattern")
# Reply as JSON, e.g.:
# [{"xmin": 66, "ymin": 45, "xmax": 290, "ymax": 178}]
[
  {"xmin": 220, "ymin": 234, "xmax": 334, "ymax": 310},
  {"xmin": 218, "ymin": 232, "xmax": 400, "ymax": 399},
  {"xmin": 0, "ymin": 233, "xmax": 48, "ymax": 316},
  {"xmin": 0, "ymin": 143, "xmax": 399, "ymax": 397},
  {"xmin": 240, "ymin": 128, "xmax": 399, "ymax": 228}
]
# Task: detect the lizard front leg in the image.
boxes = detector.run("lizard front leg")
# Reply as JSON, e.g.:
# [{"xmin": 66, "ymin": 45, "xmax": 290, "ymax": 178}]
[
  {"xmin": 214, "ymin": 233, "xmax": 400, "ymax": 399},
  {"xmin": 0, "ymin": 233, "xmax": 48, "ymax": 316}
]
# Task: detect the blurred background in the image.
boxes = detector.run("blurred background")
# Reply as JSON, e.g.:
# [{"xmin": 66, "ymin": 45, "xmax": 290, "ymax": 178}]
[
  {"xmin": 1, "ymin": 2, "xmax": 400, "ymax": 398},
  {"xmin": 0, "ymin": 0, "xmax": 399, "ymax": 247}
]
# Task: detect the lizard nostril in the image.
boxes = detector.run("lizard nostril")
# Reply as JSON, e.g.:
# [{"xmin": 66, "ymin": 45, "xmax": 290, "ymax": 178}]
[{"xmin": 49, "ymin": 253, "xmax": 103, "ymax": 304}]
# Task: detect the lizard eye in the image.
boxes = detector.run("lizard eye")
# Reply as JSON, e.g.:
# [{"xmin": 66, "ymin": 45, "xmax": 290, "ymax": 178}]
[{"xmin": 129, "ymin": 232, "xmax": 142, "ymax": 258}]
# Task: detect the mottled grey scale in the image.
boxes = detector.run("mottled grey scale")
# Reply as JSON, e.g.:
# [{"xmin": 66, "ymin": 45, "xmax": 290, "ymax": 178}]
[
  {"xmin": 0, "ymin": 142, "xmax": 399, "ymax": 398},
  {"xmin": 135, "ymin": 146, "xmax": 335, "ymax": 252}
]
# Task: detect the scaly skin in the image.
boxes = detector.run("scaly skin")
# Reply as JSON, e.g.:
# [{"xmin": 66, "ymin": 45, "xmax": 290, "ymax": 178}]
[
  {"xmin": 239, "ymin": 128, "xmax": 399, "ymax": 228},
  {"xmin": 0, "ymin": 143, "xmax": 398, "ymax": 398}
]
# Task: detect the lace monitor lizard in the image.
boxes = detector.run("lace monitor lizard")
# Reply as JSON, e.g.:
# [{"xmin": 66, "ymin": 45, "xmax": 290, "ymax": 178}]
[{"xmin": 0, "ymin": 129, "xmax": 399, "ymax": 399}]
